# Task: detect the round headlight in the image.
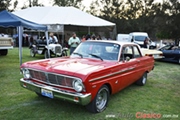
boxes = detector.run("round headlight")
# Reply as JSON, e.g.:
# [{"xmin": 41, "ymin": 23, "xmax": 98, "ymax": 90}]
[
  {"xmin": 22, "ymin": 69, "xmax": 31, "ymax": 79},
  {"xmin": 73, "ymin": 79, "xmax": 84, "ymax": 92}
]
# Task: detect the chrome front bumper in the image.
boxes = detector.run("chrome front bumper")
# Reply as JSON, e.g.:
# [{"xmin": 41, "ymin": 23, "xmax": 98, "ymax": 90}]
[{"xmin": 20, "ymin": 78, "xmax": 91, "ymax": 105}]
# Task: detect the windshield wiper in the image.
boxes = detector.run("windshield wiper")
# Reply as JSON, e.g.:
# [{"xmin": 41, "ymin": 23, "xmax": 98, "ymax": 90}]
[
  {"xmin": 73, "ymin": 52, "xmax": 83, "ymax": 58},
  {"xmin": 89, "ymin": 53, "xmax": 103, "ymax": 61}
]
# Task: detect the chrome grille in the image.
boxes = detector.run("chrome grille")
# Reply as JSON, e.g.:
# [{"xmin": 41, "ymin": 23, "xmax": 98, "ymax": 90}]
[
  {"xmin": 29, "ymin": 69, "xmax": 74, "ymax": 88},
  {"xmin": 55, "ymin": 46, "xmax": 61, "ymax": 53}
]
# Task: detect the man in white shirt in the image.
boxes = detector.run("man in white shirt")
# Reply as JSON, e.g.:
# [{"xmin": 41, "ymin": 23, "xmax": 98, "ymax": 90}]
[{"xmin": 68, "ymin": 32, "xmax": 80, "ymax": 55}]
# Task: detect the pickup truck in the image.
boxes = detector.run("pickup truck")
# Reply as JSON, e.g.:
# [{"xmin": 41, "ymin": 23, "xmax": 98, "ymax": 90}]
[
  {"xmin": 0, "ymin": 37, "xmax": 13, "ymax": 55},
  {"xmin": 20, "ymin": 40, "xmax": 154, "ymax": 113}
]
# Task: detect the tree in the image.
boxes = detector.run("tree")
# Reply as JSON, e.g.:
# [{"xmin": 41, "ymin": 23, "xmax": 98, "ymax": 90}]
[
  {"xmin": 52, "ymin": 0, "xmax": 83, "ymax": 8},
  {"xmin": 0, "ymin": 0, "xmax": 19, "ymax": 12},
  {"xmin": 21, "ymin": 0, "xmax": 44, "ymax": 9},
  {"xmin": 87, "ymin": 0, "xmax": 180, "ymax": 40},
  {"xmin": 0, "ymin": 0, "xmax": 11, "ymax": 11}
]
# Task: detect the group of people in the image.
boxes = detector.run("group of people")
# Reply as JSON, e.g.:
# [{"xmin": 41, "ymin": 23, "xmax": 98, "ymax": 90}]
[
  {"xmin": 48, "ymin": 32, "xmax": 104, "ymax": 55},
  {"xmin": 81, "ymin": 34, "xmax": 102, "ymax": 41},
  {"xmin": 68, "ymin": 32, "xmax": 103, "ymax": 55}
]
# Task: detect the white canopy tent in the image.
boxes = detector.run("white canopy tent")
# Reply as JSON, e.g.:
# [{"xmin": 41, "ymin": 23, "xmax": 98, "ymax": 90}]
[
  {"xmin": 13, "ymin": 6, "xmax": 115, "ymax": 27},
  {"xmin": 13, "ymin": 6, "xmax": 116, "ymax": 41}
]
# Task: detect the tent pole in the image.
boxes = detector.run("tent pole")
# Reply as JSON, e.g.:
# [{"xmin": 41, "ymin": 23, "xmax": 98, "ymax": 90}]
[
  {"xmin": 18, "ymin": 26, "xmax": 23, "ymax": 66},
  {"xmin": 45, "ymin": 31, "xmax": 50, "ymax": 58}
]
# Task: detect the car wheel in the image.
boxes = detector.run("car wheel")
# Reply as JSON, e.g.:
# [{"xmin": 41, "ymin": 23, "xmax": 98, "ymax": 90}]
[
  {"xmin": 44, "ymin": 50, "xmax": 50, "ymax": 59},
  {"xmin": 86, "ymin": 85, "xmax": 109, "ymax": 113},
  {"xmin": 30, "ymin": 49, "xmax": 35, "ymax": 57},
  {"xmin": 136, "ymin": 72, "xmax": 147, "ymax": 86},
  {"xmin": 62, "ymin": 50, "xmax": 67, "ymax": 56}
]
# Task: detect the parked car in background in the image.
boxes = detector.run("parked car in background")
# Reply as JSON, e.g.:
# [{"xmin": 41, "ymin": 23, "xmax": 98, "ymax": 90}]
[
  {"xmin": 158, "ymin": 45, "xmax": 180, "ymax": 64},
  {"xmin": 29, "ymin": 39, "xmax": 68, "ymax": 58},
  {"xmin": 0, "ymin": 36, "xmax": 13, "ymax": 55},
  {"xmin": 116, "ymin": 34, "xmax": 129, "ymax": 42},
  {"xmin": 141, "ymin": 48, "xmax": 164, "ymax": 60},
  {"xmin": 20, "ymin": 40, "xmax": 154, "ymax": 113},
  {"xmin": 129, "ymin": 32, "xmax": 157, "ymax": 49}
]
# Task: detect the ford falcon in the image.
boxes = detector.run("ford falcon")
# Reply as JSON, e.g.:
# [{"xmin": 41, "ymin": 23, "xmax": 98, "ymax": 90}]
[{"xmin": 20, "ymin": 40, "xmax": 154, "ymax": 113}]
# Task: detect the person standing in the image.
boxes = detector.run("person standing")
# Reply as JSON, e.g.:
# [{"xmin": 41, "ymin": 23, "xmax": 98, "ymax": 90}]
[
  {"xmin": 143, "ymin": 37, "xmax": 149, "ymax": 48},
  {"xmin": 68, "ymin": 32, "xmax": 80, "ymax": 55}
]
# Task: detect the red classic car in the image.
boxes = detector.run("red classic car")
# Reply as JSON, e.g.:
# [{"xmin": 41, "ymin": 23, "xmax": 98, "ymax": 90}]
[{"xmin": 20, "ymin": 40, "xmax": 154, "ymax": 113}]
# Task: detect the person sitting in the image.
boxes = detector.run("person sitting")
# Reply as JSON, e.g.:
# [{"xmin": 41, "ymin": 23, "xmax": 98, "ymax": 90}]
[{"xmin": 49, "ymin": 33, "xmax": 58, "ymax": 44}]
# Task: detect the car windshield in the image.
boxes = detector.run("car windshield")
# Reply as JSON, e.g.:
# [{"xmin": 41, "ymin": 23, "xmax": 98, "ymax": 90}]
[
  {"xmin": 134, "ymin": 36, "xmax": 148, "ymax": 41},
  {"xmin": 71, "ymin": 41, "xmax": 120, "ymax": 61}
]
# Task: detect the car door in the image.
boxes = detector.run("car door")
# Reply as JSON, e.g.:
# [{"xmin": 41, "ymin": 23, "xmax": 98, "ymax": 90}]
[
  {"xmin": 114, "ymin": 45, "xmax": 142, "ymax": 92},
  {"xmin": 171, "ymin": 48, "xmax": 180, "ymax": 62},
  {"xmin": 163, "ymin": 50, "xmax": 174, "ymax": 59},
  {"xmin": 161, "ymin": 45, "xmax": 174, "ymax": 59}
]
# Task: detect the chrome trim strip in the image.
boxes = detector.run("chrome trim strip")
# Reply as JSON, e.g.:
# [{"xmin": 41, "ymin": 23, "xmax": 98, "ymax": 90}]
[{"xmin": 89, "ymin": 67, "xmax": 135, "ymax": 82}]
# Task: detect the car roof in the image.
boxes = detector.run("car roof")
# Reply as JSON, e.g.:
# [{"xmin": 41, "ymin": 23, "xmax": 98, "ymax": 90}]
[{"xmin": 85, "ymin": 40, "xmax": 137, "ymax": 46}]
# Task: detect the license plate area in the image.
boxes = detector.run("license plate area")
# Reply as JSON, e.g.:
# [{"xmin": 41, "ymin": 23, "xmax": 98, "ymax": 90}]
[
  {"xmin": 41, "ymin": 88, "xmax": 53, "ymax": 98},
  {"xmin": 153, "ymin": 54, "xmax": 159, "ymax": 58}
]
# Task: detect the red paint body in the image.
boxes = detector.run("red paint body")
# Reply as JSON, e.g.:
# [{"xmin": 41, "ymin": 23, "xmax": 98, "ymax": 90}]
[{"xmin": 20, "ymin": 41, "xmax": 154, "ymax": 105}]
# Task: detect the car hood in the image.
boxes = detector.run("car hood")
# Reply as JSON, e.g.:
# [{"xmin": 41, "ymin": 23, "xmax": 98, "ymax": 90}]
[{"xmin": 22, "ymin": 57, "xmax": 117, "ymax": 76}]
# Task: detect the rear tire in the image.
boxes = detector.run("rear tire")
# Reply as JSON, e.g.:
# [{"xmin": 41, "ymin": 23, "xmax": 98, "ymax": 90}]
[
  {"xmin": 136, "ymin": 72, "xmax": 147, "ymax": 86},
  {"xmin": 86, "ymin": 85, "xmax": 109, "ymax": 113}
]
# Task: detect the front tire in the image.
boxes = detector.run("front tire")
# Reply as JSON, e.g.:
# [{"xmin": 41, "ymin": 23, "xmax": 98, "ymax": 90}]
[
  {"xmin": 136, "ymin": 72, "xmax": 147, "ymax": 86},
  {"xmin": 86, "ymin": 85, "xmax": 109, "ymax": 113},
  {"xmin": 44, "ymin": 50, "xmax": 50, "ymax": 59},
  {"xmin": 62, "ymin": 50, "xmax": 67, "ymax": 56}
]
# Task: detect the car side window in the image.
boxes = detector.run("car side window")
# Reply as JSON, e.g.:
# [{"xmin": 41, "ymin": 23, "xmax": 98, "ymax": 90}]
[
  {"xmin": 120, "ymin": 46, "xmax": 133, "ymax": 61},
  {"xmin": 133, "ymin": 46, "xmax": 141, "ymax": 58}
]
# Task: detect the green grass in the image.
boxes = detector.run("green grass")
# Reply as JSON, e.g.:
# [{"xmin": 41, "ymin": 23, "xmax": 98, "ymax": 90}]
[{"xmin": 0, "ymin": 47, "xmax": 179, "ymax": 120}]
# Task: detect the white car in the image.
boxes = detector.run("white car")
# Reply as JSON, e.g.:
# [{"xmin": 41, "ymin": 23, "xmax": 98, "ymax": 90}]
[{"xmin": 141, "ymin": 48, "xmax": 164, "ymax": 60}]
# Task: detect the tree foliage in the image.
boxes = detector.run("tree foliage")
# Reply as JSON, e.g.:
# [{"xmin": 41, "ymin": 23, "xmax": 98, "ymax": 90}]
[
  {"xmin": 52, "ymin": 0, "xmax": 83, "ymax": 8},
  {"xmin": 88, "ymin": 0, "xmax": 180, "ymax": 40},
  {"xmin": 21, "ymin": 0, "xmax": 44, "ymax": 10},
  {"xmin": 2, "ymin": 0, "xmax": 180, "ymax": 40},
  {"xmin": 0, "ymin": 0, "xmax": 11, "ymax": 11}
]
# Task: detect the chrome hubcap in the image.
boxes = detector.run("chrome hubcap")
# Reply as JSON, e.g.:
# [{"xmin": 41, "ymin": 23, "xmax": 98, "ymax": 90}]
[{"xmin": 96, "ymin": 88, "xmax": 107, "ymax": 110}]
